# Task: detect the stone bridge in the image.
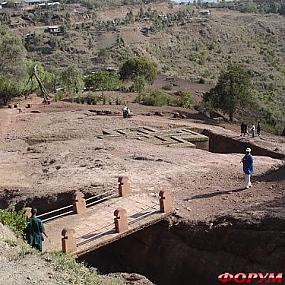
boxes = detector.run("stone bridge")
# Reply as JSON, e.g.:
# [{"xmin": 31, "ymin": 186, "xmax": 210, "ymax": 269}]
[{"xmin": 24, "ymin": 177, "xmax": 173, "ymax": 256}]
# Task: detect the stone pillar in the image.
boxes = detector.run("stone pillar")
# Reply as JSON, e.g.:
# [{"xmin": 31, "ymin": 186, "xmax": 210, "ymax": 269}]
[
  {"xmin": 114, "ymin": 208, "xmax": 128, "ymax": 233},
  {"xmin": 118, "ymin": 176, "xmax": 131, "ymax": 197},
  {"xmin": 159, "ymin": 191, "xmax": 173, "ymax": 214},
  {"xmin": 62, "ymin": 228, "xmax": 76, "ymax": 254},
  {"xmin": 23, "ymin": 207, "xmax": 32, "ymax": 218},
  {"xmin": 73, "ymin": 191, "xmax": 86, "ymax": 214}
]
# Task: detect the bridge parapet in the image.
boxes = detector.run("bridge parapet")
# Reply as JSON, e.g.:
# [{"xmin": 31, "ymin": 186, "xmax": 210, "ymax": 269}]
[
  {"xmin": 58, "ymin": 190, "xmax": 174, "ymax": 255},
  {"xmin": 114, "ymin": 208, "xmax": 128, "ymax": 233},
  {"xmin": 62, "ymin": 228, "xmax": 76, "ymax": 254},
  {"xmin": 32, "ymin": 177, "xmax": 131, "ymax": 223},
  {"xmin": 73, "ymin": 191, "xmax": 87, "ymax": 214},
  {"xmin": 118, "ymin": 176, "xmax": 131, "ymax": 197},
  {"xmin": 159, "ymin": 190, "xmax": 173, "ymax": 214}
]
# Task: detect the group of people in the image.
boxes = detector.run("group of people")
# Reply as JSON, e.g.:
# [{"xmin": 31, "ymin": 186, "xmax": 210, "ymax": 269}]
[{"xmin": 240, "ymin": 122, "xmax": 261, "ymax": 138}]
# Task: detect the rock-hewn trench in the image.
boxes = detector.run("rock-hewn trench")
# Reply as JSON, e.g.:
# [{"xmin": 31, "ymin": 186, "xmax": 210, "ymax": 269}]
[
  {"xmin": 201, "ymin": 129, "xmax": 284, "ymax": 159},
  {"xmin": 78, "ymin": 216, "xmax": 285, "ymax": 285}
]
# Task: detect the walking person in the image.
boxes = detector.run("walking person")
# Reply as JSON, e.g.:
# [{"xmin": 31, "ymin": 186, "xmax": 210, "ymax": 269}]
[
  {"xmin": 250, "ymin": 124, "xmax": 255, "ymax": 138},
  {"xmin": 257, "ymin": 121, "xmax": 261, "ymax": 136},
  {"xmin": 25, "ymin": 208, "xmax": 48, "ymax": 252},
  {"xmin": 241, "ymin": 148, "xmax": 254, "ymax": 189}
]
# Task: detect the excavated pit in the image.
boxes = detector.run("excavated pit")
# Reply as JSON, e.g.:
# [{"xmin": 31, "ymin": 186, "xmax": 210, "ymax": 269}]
[
  {"xmin": 78, "ymin": 217, "xmax": 285, "ymax": 285},
  {"xmin": 200, "ymin": 129, "xmax": 285, "ymax": 159}
]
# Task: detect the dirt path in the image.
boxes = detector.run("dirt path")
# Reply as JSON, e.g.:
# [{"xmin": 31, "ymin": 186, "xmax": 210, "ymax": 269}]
[{"xmin": 0, "ymin": 108, "xmax": 14, "ymax": 139}]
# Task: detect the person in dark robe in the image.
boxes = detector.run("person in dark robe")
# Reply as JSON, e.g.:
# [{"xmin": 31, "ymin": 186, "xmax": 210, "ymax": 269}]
[
  {"xmin": 257, "ymin": 121, "xmax": 261, "ymax": 136},
  {"xmin": 26, "ymin": 208, "xmax": 48, "ymax": 252},
  {"xmin": 240, "ymin": 122, "xmax": 245, "ymax": 136}
]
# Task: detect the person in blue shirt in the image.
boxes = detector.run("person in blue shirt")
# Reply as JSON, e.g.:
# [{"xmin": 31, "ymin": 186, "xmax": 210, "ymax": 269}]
[{"xmin": 241, "ymin": 148, "xmax": 254, "ymax": 189}]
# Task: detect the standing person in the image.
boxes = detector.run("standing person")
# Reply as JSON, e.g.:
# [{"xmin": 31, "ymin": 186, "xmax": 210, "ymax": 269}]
[
  {"xmin": 244, "ymin": 123, "xmax": 248, "ymax": 136},
  {"xmin": 257, "ymin": 121, "xmax": 261, "ymax": 136},
  {"xmin": 240, "ymin": 122, "xmax": 245, "ymax": 136},
  {"xmin": 25, "ymin": 208, "xmax": 48, "ymax": 252},
  {"xmin": 251, "ymin": 124, "xmax": 255, "ymax": 138},
  {"xmin": 241, "ymin": 148, "xmax": 254, "ymax": 189}
]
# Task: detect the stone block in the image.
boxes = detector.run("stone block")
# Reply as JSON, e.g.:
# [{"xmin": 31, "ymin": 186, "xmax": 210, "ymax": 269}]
[
  {"xmin": 62, "ymin": 228, "xmax": 76, "ymax": 254},
  {"xmin": 159, "ymin": 191, "xmax": 173, "ymax": 214},
  {"xmin": 118, "ymin": 176, "xmax": 131, "ymax": 197},
  {"xmin": 73, "ymin": 191, "xmax": 86, "ymax": 214},
  {"xmin": 114, "ymin": 208, "xmax": 128, "ymax": 233}
]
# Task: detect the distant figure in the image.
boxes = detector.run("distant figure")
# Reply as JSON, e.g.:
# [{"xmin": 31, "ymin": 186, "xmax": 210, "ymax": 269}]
[
  {"xmin": 122, "ymin": 105, "xmax": 130, "ymax": 118},
  {"xmin": 241, "ymin": 148, "xmax": 254, "ymax": 189},
  {"xmin": 257, "ymin": 121, "xmax": 261, "ymax": 136},
  {"xmin": 240, "ymin": 122, "xmax": 245, "ymax": 136},
  {"xmin": 25, "ymin": 208, "xmax": 48, "ymax": 252},
  {"xmin": 250, "ymin": 124, "xmax": 255, "ymax": 138},
  {"xmin": 244, "ymin": 124, "xmax": 248, "ymax": 136},
  {"xmin": 240, "ymin": 122, "xmax": 247, "ymax": 136}
]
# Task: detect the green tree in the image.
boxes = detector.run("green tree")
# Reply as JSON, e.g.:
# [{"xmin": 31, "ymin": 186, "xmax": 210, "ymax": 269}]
[
  {"xmin": 0, "ymin": 28, "xmax": 26, "ymax": 80},
  {"xmin": 0, "ymin": 28, "xmax": 27, "ymax": 105},
  {"xmin": 61, "ymin": 64, "xmax": 84, "ymax": 94},
  {"xmin": 85, "ymin": 71, "xmax": 121, "ymax": 94},
  {"xmin": 119, "ymin": 56, "xmax": 158, "ymax": 83},
  {"xmin": 203, "ymin": 64, "xmax": 252, "ymax": 121},
  {"xmin": 25, "ymin": 60, "xmax": 54, "ymax": 93}
]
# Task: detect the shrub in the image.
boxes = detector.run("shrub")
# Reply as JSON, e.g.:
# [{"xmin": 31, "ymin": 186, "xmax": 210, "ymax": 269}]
[
  {"xmin": 86, "ymin": 92, "xmax": 97, "ymax": 105},
  {"xmin": 133, "ymin": 76, "xmax": 146, "ymax": 93},
  {"xmin": 177, "ymin": 90, "xmax": 193, "ymax": 109},
  {"xmin": 136, "ymin": 89, "xmax": 173, "ymax": 107},
  {"xmin": 48, "ymin": 252, "xmax": 123, "ymax": 285},
  {"xmin": 0, "ymin": 76, "xmax": 23, "ymax": 105},
  {"xmin": 54, "ymin": 91, "xmax": 65, "ymax": 102},
  {"xmin": 0, "ymin": 209, "xmax": 27, "ymax": 236}
]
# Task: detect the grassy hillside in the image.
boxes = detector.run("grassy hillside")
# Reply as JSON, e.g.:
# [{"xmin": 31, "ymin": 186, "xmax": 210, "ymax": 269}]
[{"xmin": 1, "ymin": 2, "xmax": 284, "ymax": 131}]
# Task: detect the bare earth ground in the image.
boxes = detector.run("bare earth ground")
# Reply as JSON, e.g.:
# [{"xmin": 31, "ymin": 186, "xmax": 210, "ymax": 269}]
[{"xmin": 0, "ymin": 97, "xmax": 284, "ymax": 224}]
